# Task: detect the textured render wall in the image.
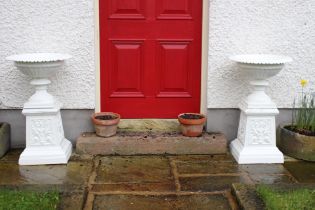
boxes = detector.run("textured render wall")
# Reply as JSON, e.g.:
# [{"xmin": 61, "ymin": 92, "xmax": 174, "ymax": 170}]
[
  {"xmin": 0, "ymin": 0, "xmax": 314, "ymax": 110},
  {"xmin": 0, "ymin": 0, "xmax": 95, "ymax": 109},
  {"xmin": 207, "ymin": 0, "xmax": 315, "ymax": 108}
]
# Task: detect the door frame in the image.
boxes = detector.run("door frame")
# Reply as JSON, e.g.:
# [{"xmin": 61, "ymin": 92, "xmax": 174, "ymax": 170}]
[{"xmin": 94, "ymin": 0, "xmax": 209, "ymax": 116}]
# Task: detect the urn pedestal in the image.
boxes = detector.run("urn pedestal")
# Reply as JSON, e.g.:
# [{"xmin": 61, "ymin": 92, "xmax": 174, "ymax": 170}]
[
  {"xmin": 229, "ymin": 54, "xmax": 292, "ymax": 164},
  {"xmin": 7, "ymin": 53, "xmax": 72, "ymax": 165}
]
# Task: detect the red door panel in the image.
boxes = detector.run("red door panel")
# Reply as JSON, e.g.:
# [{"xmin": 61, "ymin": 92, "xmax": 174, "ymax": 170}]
[{"xmin": 100, "ymin": 0, "xmax": 202, "ymax": 118}]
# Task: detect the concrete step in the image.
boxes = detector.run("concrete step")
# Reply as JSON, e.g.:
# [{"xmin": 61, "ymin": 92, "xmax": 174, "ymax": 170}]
[{"xmin": 76, "ymin": 132, "xmax": 227, "ymax": 155}]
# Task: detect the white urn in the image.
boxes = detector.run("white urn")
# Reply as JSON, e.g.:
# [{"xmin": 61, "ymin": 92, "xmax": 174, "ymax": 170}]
[
  {"xmin": 229, "ymin": 54, "xmax": 292, "ymax": 164},
  {"xmin": 7, "ymin": 53, "xmax": 72, "ymax": 165},
  {"xmin": 7, "ymin": 53, "xmax": 72, "ymax": 109}
]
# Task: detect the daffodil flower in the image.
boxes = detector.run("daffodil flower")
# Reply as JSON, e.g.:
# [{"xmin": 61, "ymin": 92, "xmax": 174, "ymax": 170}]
[{"xmin": 300, "ymin": 79, "xmax": 308, "ymax": 87}]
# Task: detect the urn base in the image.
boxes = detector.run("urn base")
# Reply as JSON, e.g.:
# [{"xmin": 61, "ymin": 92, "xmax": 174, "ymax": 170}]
[
  {"xmin": 230, "ymin": 138, "xmax": 284, "ymax": 164},
  {"xmin": 19, "ymin": 138, "xmax": 72, "ymax": 165}
]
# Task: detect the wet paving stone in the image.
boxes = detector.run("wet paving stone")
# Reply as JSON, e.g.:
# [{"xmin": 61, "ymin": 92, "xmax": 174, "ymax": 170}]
[
  {"xmin": 96, "ymin": 156, "xmax": 174, "ymax": 184},
  {"xmin": 0, "ymin": 161, "xmax": 92, "ymax": 185},
  {"xmin": 0, "ymin": 149, "xmax": 22, "ymax": 162},
  {"xmin": 94, "ymin": 156, "xmax": 176, "ymax": 192},
  {"xmin": 176, "ymin": 160, "xmax": 241, "ymax": 175},
  {"xmin": 249, "ymin": 174, "xmax": 296, "ymax": 184},
  {"xmin": 180, "ymin": 175, "xmax": 250, "ymax": 192},
  {"xmin": 284, "ymin": 161, "xmax": 315, "ymax": 183},
  {"xmin": 59, "ymin": 192, "xmax": 86, "ymax": 210},
  {"xmin": 93, "ymin": 194, "xmax": 231, "ymax": 210},
  {"xmin": 239, "ymin": 164, "xmax": 288, "ymax": 175},
  {"xmin": 169, "ymin": 154, "xmax": 234, "ymax": 162},
  {"xmin": 92, "ymin": 182, "xmax": 175, "ymax": 192}
]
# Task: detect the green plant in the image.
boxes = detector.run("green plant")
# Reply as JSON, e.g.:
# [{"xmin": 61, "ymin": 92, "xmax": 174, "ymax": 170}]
[
  {"xmin": 0, "ymin": 190, "xmax": 59, "ymax": 210},
  {"xmin": 257, "ymin": 185, "xmax": 315, "ymax": 210},
  {"xmin": 291, "ymin": 80, "xmax": 315, "ymax": 135}
]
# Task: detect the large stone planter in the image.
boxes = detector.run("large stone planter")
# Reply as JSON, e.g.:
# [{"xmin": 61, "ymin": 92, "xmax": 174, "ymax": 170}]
[
  {"xmin": 278, "ymin": 126, "xmax": 315, "ymax": 161},
  {"xmin": 0, "ymin": 123, "xmax": 10, "ymax": 158}
]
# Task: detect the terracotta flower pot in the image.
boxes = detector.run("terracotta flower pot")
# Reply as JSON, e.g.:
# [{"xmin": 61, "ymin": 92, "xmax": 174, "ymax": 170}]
[
  {"xmin": 91, "ymin": 112, "xmax": 120, "ymax": 137},
  {"xmin": 178, "ymin": 113, "xmax": 206, "ymax": 137},
  {"xmin": 278, "ymin": 126, "xmax": 315, "ymax": 161}
]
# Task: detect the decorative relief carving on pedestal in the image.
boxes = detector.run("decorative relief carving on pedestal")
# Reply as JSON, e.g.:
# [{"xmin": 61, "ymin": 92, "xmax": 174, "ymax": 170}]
[
  {"xmin": 30, "ymin": 119, "xmax": 54, "ymax": 146},
  {"xmin": 248, "ymin": 118, "xmax": 272, "ymax": 145}
]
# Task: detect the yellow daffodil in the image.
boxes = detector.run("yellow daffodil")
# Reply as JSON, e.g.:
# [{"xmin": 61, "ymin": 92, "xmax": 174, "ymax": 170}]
[{"xmin": 300, "ymin": 79, "xmax": 308, "ymax": 87}]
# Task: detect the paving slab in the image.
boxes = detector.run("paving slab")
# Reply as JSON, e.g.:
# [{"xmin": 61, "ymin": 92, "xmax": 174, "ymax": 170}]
[
  {"xmin": 0, "ymin": 149, "xmax": 22, "ymax": 162},
  {"xmin": 76, "ymin": 132, "xmax": 227, "ymax": 155},
  {"xmin": 0, "ymin": 161, "xmax": 92, "ymax": 185},
  {"xmin": 169, "ymin": 154, "xmax": 234, "ymax": 162},
  {"xmin": 92, "ymin": 182, "xmax": 176, "ymax": 193},
  {"xmin": 94, "ymin": 156, "xmax": 176, "ymax": 192},
  {"xmin": 96, "ymin": 156, "xmax": 173, "ymax": 184},
  {"xmin": 284, "ymin": 161, "xmax": 315, "ymax": 183},
  {"xmin": 239, "ymin": 164, "xmax": 289, "ymax": 175},
  {"xmin": 232, "ymin": 184, "xmax": 265, "ymax": 210},
  {"xmin": 179, "ymin": 175, "xmax": 250, "ymax": 192},
  {"xmin": 176, "ymin": 160, "xmax": 241, "ymax": 175},
  {"xmin": 93, "ymin": 194, "xmax": 231, "ymax": 210},
  {"xmin": 59, "ymin": 192, "xmax": 87, "ymax": 210},
  {"xmin": 248, "ymin": 174, "xmax": 296, "ymax": 184}
]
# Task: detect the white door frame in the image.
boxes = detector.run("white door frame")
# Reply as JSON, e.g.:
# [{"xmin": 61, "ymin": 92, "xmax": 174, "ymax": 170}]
[{"xmin": 94, "ymin": 0, "xmax": 209, "ymax": 115}]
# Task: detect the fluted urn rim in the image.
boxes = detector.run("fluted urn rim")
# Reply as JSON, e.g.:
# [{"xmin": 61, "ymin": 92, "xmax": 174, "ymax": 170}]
[
  {"xmin": 230, "ymin": 54, "xmax": 292, "ymax": 65},
  {"xmin": 6, "ymin": 53, "xmax": 72, "ymax": 63}
]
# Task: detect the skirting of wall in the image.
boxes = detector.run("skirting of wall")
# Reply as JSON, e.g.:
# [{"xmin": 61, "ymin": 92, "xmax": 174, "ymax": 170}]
[{"xmin": 0, "ymin": 109, "xmax": 293, "ymax": 148}]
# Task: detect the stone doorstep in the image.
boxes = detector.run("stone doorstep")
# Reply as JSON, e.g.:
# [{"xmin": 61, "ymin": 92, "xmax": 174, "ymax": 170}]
[
  {"xmin": 118, "ymin": 119, "xmax": 180, "ymax": 132},
  {"xmin": 76, "ymin": 132, "xmax": 227, "ymax": 155}
]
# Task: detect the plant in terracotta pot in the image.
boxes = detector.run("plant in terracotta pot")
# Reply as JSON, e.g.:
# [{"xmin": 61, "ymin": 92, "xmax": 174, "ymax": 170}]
[
  {"xmin": 278, "ymin": 79, "xmax": 315, "ymax": 161},
  {"xmin": 91, "ymin": 112, "xmax": 120, "ymax": 137},
  {"xmin": 178, "ymin": 113, "xmax": 206, "ymax": 137}
]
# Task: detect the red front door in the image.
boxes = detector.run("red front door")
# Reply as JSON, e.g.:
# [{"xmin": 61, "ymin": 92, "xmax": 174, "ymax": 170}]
[{"xmin": 100, "ymin": 0, "xmax": 202, "ymax": 118}]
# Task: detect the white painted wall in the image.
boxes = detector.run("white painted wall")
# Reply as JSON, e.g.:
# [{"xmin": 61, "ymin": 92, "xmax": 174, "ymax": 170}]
[
  {"xmin": 0, "ymin": 0, "xmax": 95, "ymax": 109},
  {"xmin": 0, "ymin": 0, "xmax": 314, "ymax": 109},
  {"xmin": 207, "ymin": 0, "xmax": 315, "ymax": 108}
]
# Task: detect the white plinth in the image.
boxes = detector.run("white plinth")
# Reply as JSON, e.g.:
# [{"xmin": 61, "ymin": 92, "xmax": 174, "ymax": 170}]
[
  {"xmin": 19, "ymin": 105, "xmax": 72, "ymax": 165},
  {"xmin": 229, "ymin": 54, "xmax": 291, "ymax": 164},
  {"xmin": 230, "ymin": 107, "xmax": 284, "ymax": 164}
]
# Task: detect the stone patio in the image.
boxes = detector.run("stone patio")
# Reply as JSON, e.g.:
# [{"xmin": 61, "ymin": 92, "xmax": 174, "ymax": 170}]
[{"xmin": 0, "ymin": 149, "xmax": 313, "ymax": 209}]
